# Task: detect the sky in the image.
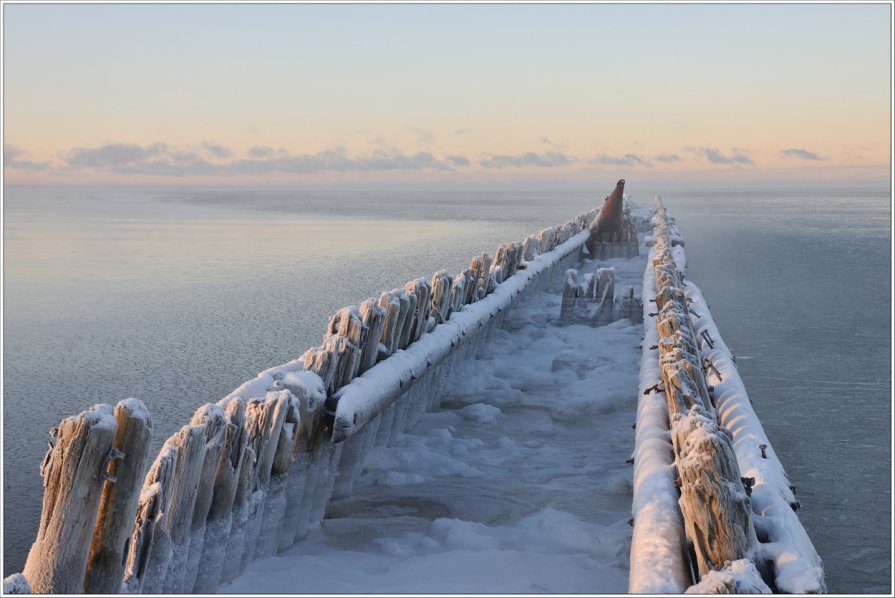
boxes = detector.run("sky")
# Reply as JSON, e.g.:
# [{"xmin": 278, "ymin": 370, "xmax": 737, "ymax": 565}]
[{"xmin": 2, "ymin": 2, "xmax": 892, "ymax": 186}]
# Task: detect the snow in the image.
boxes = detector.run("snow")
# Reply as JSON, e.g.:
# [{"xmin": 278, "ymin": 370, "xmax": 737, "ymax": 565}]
[
  {"xmin": 76, "ymin": 402, "xmax": 117, "ymax": 431},
  {"xmin": 2, "ymin": 573, "xmax": 31, "ymax": 594},
  {"xmin": 219, "ymin": 241, "xmax": 647, "ymax": 594},
  {"xmin": 685, "ymin": 558, "xmax": 771, "ymax": 594},
  {"xmin": 117, "ymin": 397, "xmax": 152, "ymax": 423}
]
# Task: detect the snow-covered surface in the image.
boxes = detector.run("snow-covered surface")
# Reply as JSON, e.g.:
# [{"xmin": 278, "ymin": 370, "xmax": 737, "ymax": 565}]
[
  {"xmin": 685, "ymin": 558, "xmax": 771, "ymax": 594},
  {"xmin": 331, "ymin": 230, "xmax": 590, "ymax": 443},
  {"xmin": 117, "ymin": 397, "xmax": 152, "ymax": 423},
  {"xmin": 220, "ymin": 249, "xmax": 647, "ymax": 594},
  {"xmin": 2, "ymin": 573, "xmax": 31, "ymax": 594}
]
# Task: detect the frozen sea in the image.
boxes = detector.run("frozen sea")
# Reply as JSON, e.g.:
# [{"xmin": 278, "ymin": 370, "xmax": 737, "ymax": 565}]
[{"xmin": 2, "ymin": 184, "xmax": 891, "ymax": 593}]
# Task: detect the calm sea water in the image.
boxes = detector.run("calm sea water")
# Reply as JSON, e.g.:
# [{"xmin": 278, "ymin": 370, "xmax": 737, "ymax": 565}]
[{"xmin": 2, "ymin": 184, "xmax": 890, "ymax": 592}]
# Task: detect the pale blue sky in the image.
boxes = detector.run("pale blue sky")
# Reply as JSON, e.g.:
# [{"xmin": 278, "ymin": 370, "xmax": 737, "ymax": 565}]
[{"xmin": 3, "ymin": 2, "xmax": 891, "ymax": 184}]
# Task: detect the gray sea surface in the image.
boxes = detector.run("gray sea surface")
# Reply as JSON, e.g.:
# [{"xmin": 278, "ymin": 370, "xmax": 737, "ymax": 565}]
[{"xmin": 2, "ymin": 184, "xmax": 890, "ymax": 593}]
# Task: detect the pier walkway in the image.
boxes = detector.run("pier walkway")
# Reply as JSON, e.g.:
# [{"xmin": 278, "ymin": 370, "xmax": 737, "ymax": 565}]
[{"xmin": 220, "ymin": 241, "xmax": 648, "ymax": 594}]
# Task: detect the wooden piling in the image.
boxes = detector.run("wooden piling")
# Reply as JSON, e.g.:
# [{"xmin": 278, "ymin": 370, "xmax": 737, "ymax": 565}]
[
  {"xmin": 178, "ymin": 404, "xmax": 229, "ymax": 593},
  {"xmin": 83, "ymin": 399, "xmax": 153, "ymax": 594},
  {"xmin": 561, "ymin": 268, "xmax": 578, "ymax": 321},
  {"xmin": 192, "ymin": 399, "xmax": 248, "ymax": 593},
  {"xmin": 122, "ymin": 441, "xmax": 178, "ymax": 593},
  {"xmin": 22, "ymin": 405, "xmax": 118, "ymax": 594},
  {"xmin": 359, "ymin": 298, "xmax": 386, "ymax": 373}
]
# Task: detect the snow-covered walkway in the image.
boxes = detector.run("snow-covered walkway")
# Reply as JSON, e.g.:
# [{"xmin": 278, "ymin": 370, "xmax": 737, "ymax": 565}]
[{"xmin": 220, "ymin": 252, "xmax": 647, "ymax": 594}]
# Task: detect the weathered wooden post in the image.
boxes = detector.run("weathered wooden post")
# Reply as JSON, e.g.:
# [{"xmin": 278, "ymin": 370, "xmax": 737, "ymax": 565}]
[
  {"xmin": 83, "ymin": 399, "xmax": 153, "ymax": 594},
  {"xmin": 561, "ymin": 268, "xmax": 578, "ymax": 321},
  {"xmin": 121, "ymin": 442, "xmax": 178, "ymax": 593},
  {"xmin": 359, "ymin": 298, "xmax": 386, "ymax": 373},
  {"xmin": 178, "ymin": 404, "xmax": 229, "ymax": 593},
  {"xmin": 22, "ymin": 405, "xmax": 118, "ymax": 594},
  {"xmin": 237, "ymin": 391, "xmax": 291, "ymax": 571},
  {"xmin": 253, "ymin": 391, "xmax": 302, "ymax": 560},
  {"xmin": 191, "ymin": 398, "xmax": 249, "ymax": 593}
]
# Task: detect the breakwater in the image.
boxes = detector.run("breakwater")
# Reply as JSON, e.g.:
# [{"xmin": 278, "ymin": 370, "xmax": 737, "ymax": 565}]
[{"xmin": 3, "ymin": 187, "xmax": 826, "ymax": 594}]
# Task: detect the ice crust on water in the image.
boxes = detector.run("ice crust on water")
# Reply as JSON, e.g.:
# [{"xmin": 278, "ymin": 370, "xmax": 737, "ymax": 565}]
[{"xmin": 220, "ymin": 247, "xmax": 647, "ymax": 594}]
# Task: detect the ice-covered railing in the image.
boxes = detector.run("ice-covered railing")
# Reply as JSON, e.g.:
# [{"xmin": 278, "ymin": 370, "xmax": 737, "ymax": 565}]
[
  {"xmin": 3, "ymin": 203, "xmax": 601, "ymax": 595},
  {"xmin": 629, "ymin": 197, "xmax": 825, "ymax": 594}
]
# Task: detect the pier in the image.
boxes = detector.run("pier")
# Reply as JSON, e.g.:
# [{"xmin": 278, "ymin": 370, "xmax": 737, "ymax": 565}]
[{"xmin": 3, "ymin": 183, "xmax": 825, "ymax": 594}]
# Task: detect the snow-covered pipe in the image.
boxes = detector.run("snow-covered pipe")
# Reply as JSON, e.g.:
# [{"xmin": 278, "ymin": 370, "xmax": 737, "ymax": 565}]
[{"xmin": 330, "ymin": 229, "xmax": 590, "ymax": 443}]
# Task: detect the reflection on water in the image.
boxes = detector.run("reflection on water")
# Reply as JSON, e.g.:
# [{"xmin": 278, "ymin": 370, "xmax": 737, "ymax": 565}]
[{"xmin": 3, "ymin": 185, "xmax": 891, "ymax": 593}]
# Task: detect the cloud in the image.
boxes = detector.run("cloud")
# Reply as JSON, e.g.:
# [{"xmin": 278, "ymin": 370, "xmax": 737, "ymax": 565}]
[
  {"xmin": 67, "ymin": 142, "xmax": 167, "ymax": 168},
  {"xmin": 780, "ymin": 148, "xmax": 824, "ymax": 161},
  {"xmin": 688, "ymin": 146, "xmax": 754, "ymax": 165},
  {"xmin": 56, "ymin": 142, "xmax": 455, "ymax": 176},
  {"xmin": 590, "ymin": 153, "xmax": 652, "ymax": 167},
  {"xmin": 356, "ymin": 149, "xmax": 449, "ymax": 171},
  {"xmin": 202, "ymin": 141, "xmax": 232, "ymax": 159},
  {"xmin": 455, "ymin": 128, "xmax": 474, "ymax": 136},
  {"xmin": 446, "ymin": 154, "xmax": 470, "ymax": 167},
  {"xmin": 4, "ymin": 145, "xmax": 51, "ymax": 171},
  {"xmin": 479, "ymin": 151, "xmax": 574, "ymax": 169},
  {"xmin": 6, "ymin": 145, "xmax": 25, "ymax": 160},
  {"xmin": 248, "ymin": 145, "xmax": 275, "ymax": 159},
  {"xmin": 653, "ymin": 153, "xmax": 681, "ymax": 163}
]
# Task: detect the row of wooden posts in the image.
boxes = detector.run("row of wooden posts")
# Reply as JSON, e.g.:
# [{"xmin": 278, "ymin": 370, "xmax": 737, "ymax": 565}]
[
  {"xmin": 5, "ymin": 205, "xmax": 600, "ymax": 595},
  {"xmin": 649, "ymin": 201, "xmax": 766, "ymax": 586}
]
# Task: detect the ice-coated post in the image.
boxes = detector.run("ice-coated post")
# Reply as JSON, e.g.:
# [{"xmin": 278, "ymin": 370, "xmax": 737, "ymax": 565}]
[
  {"xmin": 561, "ymin": 268, "xmax": 578, "ymax": 321},
  {"xmin": 22, "ymin": 405, "xmax": 118, "ymax": 594},
  {"xmin": 83, "ymin": 399, "xmax": 153, "ymax": 594}
]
